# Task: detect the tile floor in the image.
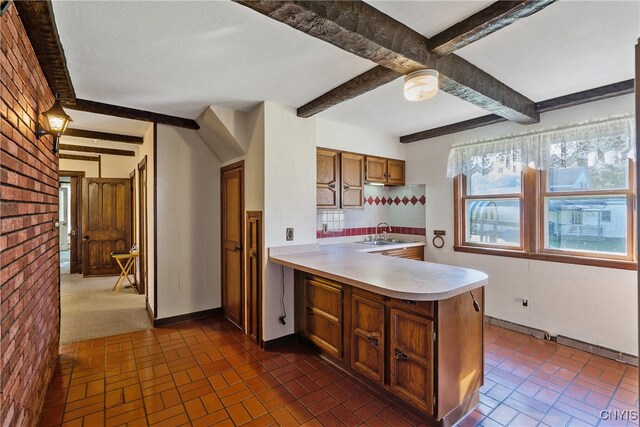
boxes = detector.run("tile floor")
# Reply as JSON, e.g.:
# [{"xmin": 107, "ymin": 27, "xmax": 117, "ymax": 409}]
[{"xmin": 39, "ymin": 318, "xmax": 638, "ymax": 427}]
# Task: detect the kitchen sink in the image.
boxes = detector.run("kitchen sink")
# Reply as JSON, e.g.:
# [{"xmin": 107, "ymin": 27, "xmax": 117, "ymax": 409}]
[{"xmin": 357, "ymin": 239, "xmax": 415, "ymax": 246}]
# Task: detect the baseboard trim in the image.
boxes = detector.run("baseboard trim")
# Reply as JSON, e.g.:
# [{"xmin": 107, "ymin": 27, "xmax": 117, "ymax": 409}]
[
  {"xmin": 262, "ymin": 333, "xmax": 297, "ymax": 350},
  {"xmin": 146, "ymin": 301, "xmax": 155, "ymax": 324},
  {"xmin": 485, "ymin": 316, "xmax": 638, "ymax": 367},
  {"xmin": 154, "ymin": 307, "xmax": 223, "ymax": 327}
]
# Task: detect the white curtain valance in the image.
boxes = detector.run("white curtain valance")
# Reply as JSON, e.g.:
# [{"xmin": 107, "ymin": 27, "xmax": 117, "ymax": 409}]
[{"xmin": 446, "ymin": 115, "xmax": 636, "ymax": 178}]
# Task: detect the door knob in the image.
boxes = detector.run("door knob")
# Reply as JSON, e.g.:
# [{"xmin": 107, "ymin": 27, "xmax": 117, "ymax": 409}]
[
  {"xmin": 234, "ymin": 245, "xmax": 242, "ymax": 252},
  {"xmin": 249, "ymin": 249, "xmax": 257, "ymax": 258},
  {"xmin": 83, "ymin": 235, "xmax": 90, "ymax": 241}
]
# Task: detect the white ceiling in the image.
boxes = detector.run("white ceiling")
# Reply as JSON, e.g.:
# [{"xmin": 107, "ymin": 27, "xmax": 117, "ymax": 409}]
[{"xmin": 51, "ymin": 0, "xmax": 640, "ymax": 138}]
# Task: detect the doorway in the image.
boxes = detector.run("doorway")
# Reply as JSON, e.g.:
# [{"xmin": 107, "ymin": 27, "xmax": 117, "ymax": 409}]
[
  {"xmin": 59, "ymin": 171, "xmax": 84, "ymax": 275},
  {"xmin": 138, "ymin": 156, "xmax": 149, "ymax": 304},
  {"xmin": 246, "ymin": 211, "xmax": 262, "ymax": 343},
  {"xmin": 221, "ymin": 161, "xmax": 244, "ymax": 329}
]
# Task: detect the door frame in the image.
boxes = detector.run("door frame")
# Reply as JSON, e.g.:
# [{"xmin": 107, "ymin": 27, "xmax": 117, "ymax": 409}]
[
  {"xmin": 246, "ymin": 211, "xmax": 262, "ymax": 343},
  {"xmin": 138, "ymin": 156, "xmax": 149, "ymax": 304},
  {"xmin": 59, "ymin": 170, "xmax": 84, "ymax": 274},
  {"xmin": 221, "ymin": 160, "xmax": 245, "ymax": 329}
]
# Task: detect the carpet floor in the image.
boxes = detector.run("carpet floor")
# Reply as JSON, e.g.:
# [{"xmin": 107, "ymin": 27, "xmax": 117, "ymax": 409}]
[{"xmin": 60, "ymin": 274, "xmax": 152, "ymax": 345}]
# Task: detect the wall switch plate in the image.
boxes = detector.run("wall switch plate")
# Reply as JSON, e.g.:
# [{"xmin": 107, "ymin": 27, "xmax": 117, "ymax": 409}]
[
  {"xmin": 322, "ymin": 223, "xmax": 328, "ymax": 233},
  {"xmin": 434, "ymin": 230, "xmax": 446, "ymax": 236},
  {"xmin": 522, "ymin": 298, "xmax": 528, "ymax": 307},
  {"xmin": 286, "ymin": 228, "xmax": 294, "ymax": 241}
]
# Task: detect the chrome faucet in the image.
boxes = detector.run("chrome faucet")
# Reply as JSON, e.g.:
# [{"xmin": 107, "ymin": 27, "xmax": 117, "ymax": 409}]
[{"xmin": 375, "ymin": 222, "xmax": 392, "ymax": 240}]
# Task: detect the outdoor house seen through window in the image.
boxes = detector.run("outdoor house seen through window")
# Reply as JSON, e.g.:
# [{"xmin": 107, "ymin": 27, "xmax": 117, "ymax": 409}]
[{"xmin": 449, "ymin": 115, "xmax": 636, "ymax": 269}]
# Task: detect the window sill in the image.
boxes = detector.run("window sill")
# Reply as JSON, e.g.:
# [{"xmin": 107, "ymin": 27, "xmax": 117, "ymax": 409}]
[{"xmin": 453, "ymin": 245, "xmax": 637, "ymax": 271}]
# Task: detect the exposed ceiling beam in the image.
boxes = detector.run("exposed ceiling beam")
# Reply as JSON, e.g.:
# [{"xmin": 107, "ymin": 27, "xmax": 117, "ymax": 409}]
[
  {"xmin": 400, "ymin": 79, "xmax": 635, "ymax": 143},
  {"xmin": 59, "ymin": 153, "xmax": 99, "ymax": 162},
  {"xmin": 13, "ymin": 0, "xmax": 76, "ymax": 104},
  {"xmin": 428, "ymin": 0, "xmax": 557, "ymax": 56},
  {"xmin": 400, "ymin": 115, "xmax": 506, "ymax": 143},
  {"xmin": 236, "ymin": 0, "xmax": 539, "ymax": 124},
  {"xmin": 64, "ymin": 99, "xmax": 200, "ymax": 130},
  {"xmin": 64, "ymin": 128, "xmax": 144, "ymax": 144},
  {"xmin": 535, "ymin": 79, "xmax": 635, "ymax": 113},
  {"xmin": 58, "ymin": 143, "xmax": 135, "ymax": 157},
  {"xmin": 298, "ymin": 66, "xmax": 401, "ymax": 118}
]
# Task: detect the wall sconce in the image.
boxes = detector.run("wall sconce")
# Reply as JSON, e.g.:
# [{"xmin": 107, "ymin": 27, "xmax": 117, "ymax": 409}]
[{"xmin": 36, "ymin": 93, "xmax": 72, "ymax": 154}]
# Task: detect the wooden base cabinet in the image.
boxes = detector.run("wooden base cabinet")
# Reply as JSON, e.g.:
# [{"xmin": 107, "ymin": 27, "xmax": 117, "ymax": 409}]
[
  {"xmin": 302, "ymin": 277, "xmax": 343, "ymax": 359},
  {"xmin": 351, "ymin": 292, "xmax": 385, "ymax": 384},
  {"xmin": 295, "ymin": 272, "xmax": 484, "ymax": 426},
  {"xmin": 389, "ymin": 308, "xmax": 434, "ymax": 414}
]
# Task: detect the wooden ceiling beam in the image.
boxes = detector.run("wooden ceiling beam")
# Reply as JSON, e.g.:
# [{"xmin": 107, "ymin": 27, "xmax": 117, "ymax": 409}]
[
  {"xmin": 236, "ymin": 0, "xmax": 538, "ymax": 124},
  {"xmin": 400, "ymin": 79, "xmax": 635, "ymax": 143},
  {"xmin": 64, "ymin": 128, "xmax": 144, "ymax": 144},
  {"xmin": 59, "ymin": 153, "xmax": 100, "ymax": 162},
  {"xmin": 58, "ymin": 143, "xmax": 135, "ymax": 157},
  {"xmin": 298, "ymin": 66, "xmax": 401, "ymax": 118},
  {"xmin": 13, "ymin": 0, "xmax": 76, "ymax": 104},
  {"xmin": 428, "ymin": 0, "xmax": 556, "ymax": 56},
  {"xmin": 64, "ymin": 99, "xmax": 200, "ymax": 130}
]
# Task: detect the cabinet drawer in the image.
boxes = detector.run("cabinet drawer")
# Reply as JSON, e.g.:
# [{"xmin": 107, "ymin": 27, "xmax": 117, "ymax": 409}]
[
  {"xmin": 382, "ymin": 246, "xmax": 424, "ymax": 260},
  {"xmin": 387, "ymin": 298, "xmax": 434, "ymax": 319}
]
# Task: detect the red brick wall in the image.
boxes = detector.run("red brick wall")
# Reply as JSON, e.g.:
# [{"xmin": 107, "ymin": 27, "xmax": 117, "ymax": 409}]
[{"xmin": 1, "ymin": 5, "xmax": 60, "ymax": 427}]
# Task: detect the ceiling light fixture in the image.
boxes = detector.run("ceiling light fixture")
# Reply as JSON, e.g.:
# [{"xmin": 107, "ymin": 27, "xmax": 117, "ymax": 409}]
[
  {"xmin": 36, "ymin": 93, "xmax": 72, "ymax": 154},
  {"xmin": 404, "ymin": 69, "xmax": 439, "ymax": 101}
]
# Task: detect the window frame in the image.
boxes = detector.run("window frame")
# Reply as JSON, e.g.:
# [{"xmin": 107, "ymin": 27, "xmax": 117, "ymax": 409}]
[{"xmin": 453, "ymin": 160, "xmax": 637, "ymax": 271}]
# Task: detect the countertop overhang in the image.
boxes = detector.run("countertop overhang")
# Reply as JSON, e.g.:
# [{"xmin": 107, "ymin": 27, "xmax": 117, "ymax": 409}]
[{"xmin": 269, "ymin": 241, "xmax": 488, "ymax": 301}]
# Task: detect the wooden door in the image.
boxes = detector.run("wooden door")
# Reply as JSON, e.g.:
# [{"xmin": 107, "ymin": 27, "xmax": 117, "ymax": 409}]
[
  {"xmin": 341, "ymin": 153, "xmax": 364, "ymax": 209},
  {"xmin": 365, "ymin": 156, "xmax": 387, "ymax": 184},
  {"xmin": 317, "ymin": 148, "xmax": 340, "ymax": 209},
  {"xmin": 389, "ymin": 308, "xmax": 434, "ymax": 415},
  {"xmin": 387, "ymin": 159, "xmax": 406, "ymax": 185},
  {"xmin": 60, "ymin": 171, "xmax": 84, "ymax": 274},
  {"xmin": 82, "ymin": 178, "xmax": 131, "ymax": 276},
  {"xmin": 246, "ymin": 211, "xmax": 262, "ymax": 343},
  {"xmin": 351, "ymin": 293, "xmax": 385, "ymax": 384},
  {"xmin": 221, "ymin": 161, "xmax": 244, "ymax": 329},
  {"xmin": 138, "ymin": 157, "xmax": 148, "ymax": 296},
  {"xmin": 304, "ymin": 277, "xmax": 342, "ymax": 359}
]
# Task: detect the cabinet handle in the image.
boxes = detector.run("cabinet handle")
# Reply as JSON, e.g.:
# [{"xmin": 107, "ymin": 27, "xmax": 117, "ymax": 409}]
[
  {"xmin": 328, "ymin": 181, "xmax": 336, "ymax": 192},
  {"xmin": 306, "ymin": 306, "xmax": 313, "ymax": 315},
  {"xmin": 394, "ymin": 348, "xmax": 409, "ymax": 360},
  {"xmin": 404, "ymin": 300, "xmax": 417, "ymax": 306},
  {"xmin": 367, "ymin": 336, "xmax": 379, "ymax": 347}
]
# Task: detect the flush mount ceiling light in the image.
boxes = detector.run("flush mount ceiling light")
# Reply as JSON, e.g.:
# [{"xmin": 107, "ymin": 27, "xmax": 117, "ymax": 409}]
[
  {"xmin": 404, "ymin": 69, "xmax": 439, "ymax": 101},
  {"xmin": 36, "ymin": 93, "xmax": 72, "ymax": 154}
]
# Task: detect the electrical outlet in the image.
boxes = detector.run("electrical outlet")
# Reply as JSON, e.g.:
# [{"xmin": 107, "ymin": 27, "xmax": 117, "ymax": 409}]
[
  {"xmin": 286, "ymin": 228, "xmax": 294, "ymax": 241},
  {"xmin": 322, "ymin": 223, "xmax": 328, "ymax": 233},
  {"xmin": 522, "ymin": 298, "xmax": 528, "ymax": 307}
]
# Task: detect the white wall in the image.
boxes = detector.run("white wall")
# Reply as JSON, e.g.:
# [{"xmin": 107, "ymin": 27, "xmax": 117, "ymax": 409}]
[
  {"xmin": 316, "ymin": 118, "xmax": 405, "ymax": 160},
  {"xmin": 262, "ymin": 102, "xmax": 317, "ymax": 340},
  {"xmin": 155, "ymin": 125, "xmax": 221, "ymax": 319},
  {"xmin": 405, "ymin": 94, "xmax": 637, "ymax": 355}
]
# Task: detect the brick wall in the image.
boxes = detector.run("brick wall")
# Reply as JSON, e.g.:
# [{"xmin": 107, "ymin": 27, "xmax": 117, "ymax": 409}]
[{"xmin": 1, "ymin": 5, "xmax": 60, "ymax": 427}]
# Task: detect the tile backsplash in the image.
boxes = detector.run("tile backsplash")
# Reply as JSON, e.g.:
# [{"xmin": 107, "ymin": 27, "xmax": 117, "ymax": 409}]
[{"xmin": 317, "ymin": 184, "xmax": 426, "ymax": 238}]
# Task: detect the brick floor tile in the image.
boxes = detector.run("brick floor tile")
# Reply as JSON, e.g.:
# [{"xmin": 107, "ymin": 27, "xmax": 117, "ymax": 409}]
[{"xmin": 228, "ymin": 401, "xmax": 252, "ymax": 425}]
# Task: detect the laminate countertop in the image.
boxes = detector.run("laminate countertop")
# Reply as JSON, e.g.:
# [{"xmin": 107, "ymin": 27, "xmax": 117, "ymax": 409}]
[{"xmin": 269, "ymin": 241, "xmax": 488, "ymax": 301}]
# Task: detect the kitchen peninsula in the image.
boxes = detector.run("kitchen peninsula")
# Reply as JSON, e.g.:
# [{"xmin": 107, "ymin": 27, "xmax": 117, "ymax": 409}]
[{"xmin": 270, "ymin": 242, "xmax": 488, "ymax": 427}]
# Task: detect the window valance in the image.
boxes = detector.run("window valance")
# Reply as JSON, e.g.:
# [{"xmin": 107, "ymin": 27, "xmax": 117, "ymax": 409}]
[{"xmin": 446, "ymin": 115, "xmax": 636, "ymax": 178}]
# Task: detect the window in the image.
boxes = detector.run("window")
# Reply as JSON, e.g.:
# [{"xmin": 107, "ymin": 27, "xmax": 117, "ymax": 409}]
[{"xmin": 449, "ymin": 116, "xmax": 636, "ymax": 270}]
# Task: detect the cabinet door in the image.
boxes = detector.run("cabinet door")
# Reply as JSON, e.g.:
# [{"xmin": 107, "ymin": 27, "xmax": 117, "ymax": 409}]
[
  {"xmin": 387, "ymin": 159, "xmax": 405, "ymax": 185},
  {"xmin": 305, "ymin": 278, "xmax": 343, "ymax": 359},
  {"xmin": 317, "ymin": 149, "xmax": 340, "ymax": 209},
  {"xmin": 351, "ymin": 294, "xmax": 385, "ymax": 384},
  {"xmin": 389, "ymin": 308, "xmax": 434, "ymax": 415},
  {"xmin": 341, "ymin": 153, "xmax": 364, "ymax": 209},
  {"xmin": 365, "ymin": 156, "xmax": 387, "ymax": 184},
  {"xmin": 382, "ymin": 246, "xmax": 424, "ymax": 261}
]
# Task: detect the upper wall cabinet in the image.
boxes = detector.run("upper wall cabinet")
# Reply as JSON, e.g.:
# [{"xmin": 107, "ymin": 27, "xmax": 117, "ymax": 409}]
[
  {"xmin": 365, "ymin": 156, "xmax": 405, "ymax": 186},
  {"xmin": 317, "ymin": 148, "xmax": 340, "ymax": 209},
  {"xmin": 340, "ymin": 153, "xmax": 365, "ymax": 209}
]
